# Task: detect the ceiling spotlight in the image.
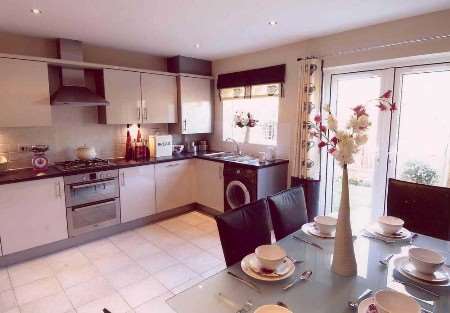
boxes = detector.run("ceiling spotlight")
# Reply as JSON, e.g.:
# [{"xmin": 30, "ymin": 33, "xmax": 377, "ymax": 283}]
[
  {"xmin": 30, "ymin": 8, "xmax": 42, "ymax": 15},
  {"xmin": 268, "ymin": 20, "xmax": 278, "ymax": 26},
  {"xmin": 195, "ymin": 43, "xmax": 200, "ymax": 48}
]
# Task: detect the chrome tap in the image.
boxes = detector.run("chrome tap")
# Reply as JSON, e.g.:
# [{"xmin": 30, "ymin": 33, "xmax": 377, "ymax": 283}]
[{"xmin": 225, "ymin": 138, "xmax": 242, "ymax": 155}]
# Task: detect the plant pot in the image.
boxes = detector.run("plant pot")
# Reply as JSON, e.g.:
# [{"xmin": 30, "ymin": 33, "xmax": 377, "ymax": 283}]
[{"xmin": 331, "ymin": 164, "xmax": 357, "ymax": 276}]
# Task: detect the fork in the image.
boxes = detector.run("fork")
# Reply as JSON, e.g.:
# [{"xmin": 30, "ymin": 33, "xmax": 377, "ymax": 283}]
[
  {"xmin": 286, "ymin": 256, "xmax": 303, "ymax": 264},
  {"xmin": 217, "ymin": 292, "xmax": 253, "ymax": 313},
  {"xmin": 379, "ymin": 254, "xmax": 394, "ymax": 266},
  {"xmin": 283, "ymin": 270, "xmax": 312, "ymax": 290}
]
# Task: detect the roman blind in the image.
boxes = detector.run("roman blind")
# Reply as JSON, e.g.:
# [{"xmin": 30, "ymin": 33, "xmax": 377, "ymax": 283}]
[{"xmin": 217, "ymin": 64, "xmax": 285, "ymax": 89}]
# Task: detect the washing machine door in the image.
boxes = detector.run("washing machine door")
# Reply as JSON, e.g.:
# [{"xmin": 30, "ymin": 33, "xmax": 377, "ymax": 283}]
[{"xmin": 226, "ymin": 180, "xmax": 251, "ymax": 209}]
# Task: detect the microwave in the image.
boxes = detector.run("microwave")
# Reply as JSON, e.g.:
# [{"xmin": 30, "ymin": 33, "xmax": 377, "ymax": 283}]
[{"xmin": 148, "ymin": 135, "xmax": 173, "ymax": 157}]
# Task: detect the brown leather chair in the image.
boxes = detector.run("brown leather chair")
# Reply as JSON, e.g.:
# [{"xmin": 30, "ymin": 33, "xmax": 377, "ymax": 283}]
[
  {"xmin": 215, "ymin": 199, "xmax": 272, "ymax": 266},
  {"xmin": 267, "ymin": 186, "xmax": 309, "ymax": 241},
  {"xmin": 386, "ymin": 179, "xmax": 450, "ymax": 241}
]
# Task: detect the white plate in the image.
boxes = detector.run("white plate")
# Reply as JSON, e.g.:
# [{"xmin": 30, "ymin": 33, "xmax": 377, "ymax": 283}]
[
  {"xmin": 401, "ymin": 262, "xmax": 449, "ymax": 283},
  {"xmin": 241, "ymin": 253, "xmax": 295, "ymax": 281},
  {"xmin": 302, "ymin": 222, "xmax": 335, "ymax": 239},
  {"xmin": 393, "ymin": 256, "xmax": 450, "ymax": 286},
  {"xmin": 367, "ymin": 224, "xmax": 411, "ymax": 239}
]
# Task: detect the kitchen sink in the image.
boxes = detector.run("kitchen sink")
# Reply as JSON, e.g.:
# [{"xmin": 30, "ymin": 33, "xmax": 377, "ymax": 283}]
[
  {"xmin": 202, "ymin": 152, "xmax": 259, "ymax": 163},
  {"xmin": 202, "ymin": 152, "xmax": 235, "ymax": 158}
]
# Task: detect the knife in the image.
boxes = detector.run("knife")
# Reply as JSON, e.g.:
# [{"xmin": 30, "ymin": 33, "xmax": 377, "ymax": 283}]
[
  {"xmin": 227, "ymin": 271, "xmax": 261, "ymax": 293},
  {"xmin": 293, "ymin": 235, "xmax": 324, "ymax": 250}
]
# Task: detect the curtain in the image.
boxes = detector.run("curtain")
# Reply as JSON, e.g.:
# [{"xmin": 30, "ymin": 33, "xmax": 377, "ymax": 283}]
[{"xmin": 292, "ymin": 58, "xmax": 323, "ymax": 180}]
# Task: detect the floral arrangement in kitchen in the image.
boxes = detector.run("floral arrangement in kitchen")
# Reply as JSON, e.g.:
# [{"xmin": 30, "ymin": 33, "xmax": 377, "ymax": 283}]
[
  {"xmin": 234, "ymin": 112, "xmax": 258, "ymax": 143},
  {"xmin": 308, "ymin": 90, "xmax": 395, "ymax": 277}
]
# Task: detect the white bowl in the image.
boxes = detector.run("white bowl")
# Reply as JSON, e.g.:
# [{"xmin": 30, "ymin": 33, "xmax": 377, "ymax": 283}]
[
  {"xmin": 254, "ymin": 305, "xmax": 292, "ymax": 313},
  {"xmin": 314, "ymin": 216, "xmax": 337, "ymax": 235},
  {"xmin": 377, "ymin": 216, "xmax": 404, "ymax": 235},
  {"xmin": 254, "ymin": 245, "xmax": 286, "ymax": 271},
  {"xmin": 374, "ymin": 290, "xmax": 420, "ymax": 313},
  {"xmin": 409, "ymin": 247, "xmax": 444, "ymax": 274}
]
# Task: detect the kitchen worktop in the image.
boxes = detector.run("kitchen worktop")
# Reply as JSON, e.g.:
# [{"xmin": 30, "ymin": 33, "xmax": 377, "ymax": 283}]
[{"xmin": 0, "ymin": 152, "xmax": 289, "ymax": 186}]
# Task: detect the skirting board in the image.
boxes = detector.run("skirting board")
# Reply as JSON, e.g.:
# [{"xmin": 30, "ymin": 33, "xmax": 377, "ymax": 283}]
[{"xmin": 0, "ymin": 203, "xmax": 218, "ymax": 268}]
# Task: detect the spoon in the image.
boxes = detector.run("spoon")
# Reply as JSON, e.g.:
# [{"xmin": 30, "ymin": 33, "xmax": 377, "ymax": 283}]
[
  {"xmin": 348, "ymin": 289, "xmax": 373, "ymax": 311},
  {"xmin": 379, "ymin": 254, "xmax": 394, "ymax": 266},
  {"xmin": 283, "ymin": 270, "xmax": 312, "ymax": 291}
]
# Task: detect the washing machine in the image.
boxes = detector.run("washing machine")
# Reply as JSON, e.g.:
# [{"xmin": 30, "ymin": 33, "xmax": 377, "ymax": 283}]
[{"xmin": 223, "ymin": 162, "xmax": 288, "ymax": 211}]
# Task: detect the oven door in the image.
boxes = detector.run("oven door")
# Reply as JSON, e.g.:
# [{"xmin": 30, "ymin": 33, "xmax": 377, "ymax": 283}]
[
  {"xmin": 65, "ymin": 178, "xmax": 119, "ymax": 207},
  {"xmin": 67, "ymin": 198, "xmax": 121, "ymax": 237}
]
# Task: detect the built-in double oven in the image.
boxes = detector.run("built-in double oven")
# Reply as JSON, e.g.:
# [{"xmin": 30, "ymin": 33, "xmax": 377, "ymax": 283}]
[{"xmin": 64, "ymin": 169, "xmax": 121, "ymax": 237}]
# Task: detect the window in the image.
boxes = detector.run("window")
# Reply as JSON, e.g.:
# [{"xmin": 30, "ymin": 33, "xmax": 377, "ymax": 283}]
[{"xmin": 221, "ymin": 84, "xmax": 280, "ymax": 146}]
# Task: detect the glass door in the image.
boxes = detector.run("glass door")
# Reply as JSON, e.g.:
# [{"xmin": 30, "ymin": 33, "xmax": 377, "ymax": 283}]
[
  {"xmin": 389, "ymin": 64, "xmax": 450, "ymax": 188},
  {"xmin": 324, "ymin": 69, "xmax": 394, "ymax": 226}
]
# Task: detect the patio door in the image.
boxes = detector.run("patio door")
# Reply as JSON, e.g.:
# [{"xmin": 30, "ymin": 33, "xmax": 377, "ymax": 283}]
[{"xmin": 323, "ymin": 69, "xmax": 394, "ymax": 225}]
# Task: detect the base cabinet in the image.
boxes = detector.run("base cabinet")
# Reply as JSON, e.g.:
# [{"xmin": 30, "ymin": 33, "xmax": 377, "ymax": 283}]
[
  {"xmin": 155, "ymin": 160, "xmax": 193, "ymax": 212},
  {"xmin": 0, "ymin": 177, "xmax": 68, "ymax": 255},
  {"xmin": 119, "ymin": 165, "xmax": 156, "ymax": 223},
  {"xmin": 195, "ymin": 159, "xmax": 224, "ymax": 212}
]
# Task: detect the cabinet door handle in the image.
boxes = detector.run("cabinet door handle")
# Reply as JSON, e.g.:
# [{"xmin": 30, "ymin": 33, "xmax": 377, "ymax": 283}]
[
  {"xmin": 137, "ymin": 107, "xmax": 141, "ymax": 121},
  {"xmin": 144, "ymin": 108, "xmax": 148, "ymax": 121},
  {"xmin": 55, "ymin": 181, "xmax": 62, "ymax": 198},
  {"xmin": 121, "ymin": 172, "xmax": 126, "ymax": 186}
]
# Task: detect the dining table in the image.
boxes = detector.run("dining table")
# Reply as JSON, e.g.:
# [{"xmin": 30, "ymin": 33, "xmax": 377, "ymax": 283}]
[{"xmin": 168, "ymin": 225, "xmax": 450, "ymax": 313}]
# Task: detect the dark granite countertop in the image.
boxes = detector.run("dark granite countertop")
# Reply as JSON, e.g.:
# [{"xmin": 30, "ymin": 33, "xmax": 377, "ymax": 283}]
[{"xmin": 0, "ymin": 152, "xmax": 289, "ymax": 186}]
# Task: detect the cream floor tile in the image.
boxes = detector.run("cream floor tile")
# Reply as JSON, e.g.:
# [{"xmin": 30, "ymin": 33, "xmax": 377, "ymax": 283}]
[
  {"xmin": 0, "ymin": 289, "xmax": 17, "ymax": 313},
  {"xmin": 195, "ymin": 221, "xmax": 219, "ymax": 233},
  {"xmin": 3, "ymin": 307, "xmax": 20, "ymax": 313},
  {"xmin": 76, "ymin": 293, "xmax": 131, "ymax": 313},
  {"xmin": 14, "ymin": 277, "xmax": 61, "ymax": 306},
  {"xmin": 158, "ymin": 218, "xmax": 190, "ymax": 233},
  {"xmin": 153, "ymin": 264, "xmax": 200, "ymax": 290},
  {"xmin": 135, "ymin": 225, "xmax": 172, "ymax": 241},
  {"xmin": 162, "ymin": 242, "xmax": 204, "ymax": 261},
  {"xmin": 118, "ymin": 240, "xmax": 162, "ymax": 260},
  {"xmin": 56, "ymin": 264, "xmax": 99, "ymax": 290},
  {"xmin": 200, "ymin": 263, "xmax": 227, "ymax": 279},
  {"xmin": 118, "ymin": 277, "xmax": 168, "ymax": 308},
  {"xmin": 136, "ymin": 252, "xmax": 178, "ymax": 274},
  {"xmin": 78, "ymin": 240, "xmax": 121, "ymax": 261},
  {"xmin": 19, "ymin": 291, "xmax": 73, "ymax": 313},
  {"xmin": 92, "ymin": 252, "xmax": 134, "ymax": 274},
  {"xmin": 108, "ymin": 231, "xmax": 140, "ymax": 245},
  {"xmin": 150, "ymin": 233, "xmax": 186, "ymax": 249},
  {"xmin": 182, "ymin": 252, "xmax": 223, "ymax": 274},
  {"xmin": 65, "ymin": 276, "xmax": 114, "ymax": 308},
  {"xmin": 8, "ymin": 259, "xmax": 53, "ymax": 287},
  {"xmin": 104, "ymin": 264, "xmax": 149, "ymax": 289},
  {"xmin": 45, "ymin": 248, "xmax": 89, "ymax": 273},
  {"xmin": 207, "ymin": 245, "xmax": 225, "ymax": 261},
  {"xmin": 178, "ymin": 212, "xmax": 211, "ymax": 226},
  {"xmin": 174, "ymin": 225, "xmax": 208, "ymax": 240},
  {"xmin": 189, "ymin": 234, "xmax": 221, "ymax": 250},
  {"xmin": 134, "ymin": 295, "xmax": 176, "ymax": 313},
  {"xmin": 0, "ymin": 270, "xmax": 11, "ymax": 293}
]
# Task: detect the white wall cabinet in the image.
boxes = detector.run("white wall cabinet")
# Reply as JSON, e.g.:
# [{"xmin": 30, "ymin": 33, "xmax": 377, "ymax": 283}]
[
  {"xmin": 0, "ymin": 58, "xmax": 51, "ymax": 127},
  {"xmin": 119, "ymin": 165, "xmax": 156, "ymax": 223},
  {"xmin": 0, "ymin": 177, "xmax": 68, "ymax": 255},
  {"xmin": 141, "ymin": 73, "xmax": 177, "ymax": 124},
  {"xmin": 155, "ymin": 160, "xmax": 194, "ymax": 212},
  {"xmin": 101, "ymin": 69, "xmax": 142, "ymax": 124},
  {"xmin": 194, "ymin": 159, "xmax": 224, "ymax": 212}
]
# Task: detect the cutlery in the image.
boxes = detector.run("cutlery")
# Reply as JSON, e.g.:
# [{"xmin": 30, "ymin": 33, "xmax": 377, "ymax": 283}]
[
  {"xmin": 217, "ymin": 292, "xmax": 253, "ymax": 313},
  {"xmin": 360, "ymin": 233, "xmax": 395, "ymax": 244},
  {"xmin": 379, "ymin": 254, "xmax": 394, "ymax": 266},
  {"xmin": 227, "ymin": 271, "xmax": 261, "ymax": 293},
  {"xmin": 277, "ymin": 301, "xmax": 289, "ymax": 309},
  {"xmin": 287, "ymin": 256, "xmax": 303, "ymax": 264},
  {"xmin": 292, "ymin": 235, "xmax": 324, "ymax": 250},
  {"xmin": 393, "ymin": 279, "xmax": 439, "ymax": 298},
  {"xmin": 283, "ymin": 270, "xmax": 312, "ymax": 291},
  {"xmin": 348, "ymin": 289, "xmax": 373, "ymax": 311},
  {"xmin": 409, "ymin": 233, "xmax": 419, "ymax": 244}
]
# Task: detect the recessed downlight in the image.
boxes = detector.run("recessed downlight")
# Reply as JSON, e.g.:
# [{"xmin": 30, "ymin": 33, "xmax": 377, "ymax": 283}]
[
  {"xmin": 268, "ymin": 20, "xmax": 278, "ymax": 26},
  {"xmin": 30, "ymin": 8, "xmax": 42, "ymax": 15},
  {"xmin": 195, "ymin": 43, "xmax": 200, "ymax": 48}
]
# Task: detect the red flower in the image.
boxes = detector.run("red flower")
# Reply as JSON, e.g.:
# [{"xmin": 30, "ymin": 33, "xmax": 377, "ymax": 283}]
[
  {"xmin": 320, "ymin": 125, "xmax": 327, "ymax": 133},
  {"xmin": 381, "ymin": 90, "xmax": 392, "ymax": 99},
  {"xmin": 318, "ymin": 141, "xmax": 327, "ymax": 148},
  {"xmin": 328, "ymin": 147, "xmax": 336, "ymax": 154},
  {"xmin": 377, "ymin": 102, "xmax": 388, "ymax": 111},
  {"xmin": 313, "ymin": 115, "xmax": 322, "ymax": 124},
  {"xmin": 330, "ymin": 136, "xmax": 338, "ymax": 145},
  {"xmin": 352, "ymin": 105, "xmax": 367, "ymax": 117},
  {"xmin": 390, "ymin": 102, "xmax": 397, "ymax": 111}
]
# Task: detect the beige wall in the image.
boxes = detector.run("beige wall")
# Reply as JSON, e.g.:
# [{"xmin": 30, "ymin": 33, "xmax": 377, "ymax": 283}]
[{"xmin": 211, "ymin": 9, "xmax": 450, "ymax": 167}]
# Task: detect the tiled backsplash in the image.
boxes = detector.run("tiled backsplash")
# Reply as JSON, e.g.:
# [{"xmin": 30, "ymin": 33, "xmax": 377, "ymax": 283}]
[{"xmin": 0, "ymin": 106, "xmax": 169, "ymax": 169}]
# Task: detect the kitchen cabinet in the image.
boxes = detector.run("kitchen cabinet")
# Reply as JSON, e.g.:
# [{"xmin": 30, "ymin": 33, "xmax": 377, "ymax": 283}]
[
  {"xmin": 195, "ymin": 159, "xmax": 224, "ymax": 212},
  {"xmin": 100, "ymin": 69, "xmax": 142, "ymax": 124},
  {"xmin": 170, "ymin": 76, "xmax": 213, "ymax": 134},
  {"xmin": 100, "ymin": 69, "xmax": 178, "ymax": 125},
  {"xmin": 119, "ymin": 165, "xmax": 156, "ymax": 222},
  {"xmin": 0, "ymin": 177, "xmax": 68, "ymax": 255},
  {"xmin": 0, "ymin": 58, "xmax": 51, "ymax": 127},
  {"xmin": 141, "ymin": 73, "xmax": 177, "ymax": 123},
  {"xmin": 155, "ymin": 160, "xmax": 194, "ymax": 212}
]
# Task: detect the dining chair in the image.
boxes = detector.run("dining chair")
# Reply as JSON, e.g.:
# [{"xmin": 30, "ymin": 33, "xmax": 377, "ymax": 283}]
[
  {"xmin": 386, "ymin": 178, "xmax": 450, "ymax": 241},
  {"xmin": 215, "ymin": 199, "xmax": 272, "ymax": 267},
  {"xmin": 267, "ymin": 186, "xmax": 309, "ymax": 241}
]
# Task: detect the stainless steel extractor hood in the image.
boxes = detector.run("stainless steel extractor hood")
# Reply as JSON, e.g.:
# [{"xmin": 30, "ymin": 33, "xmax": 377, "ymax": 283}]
[{"xmin": 51, "ymin": 39, "xmax": 109, "ymax": 106}]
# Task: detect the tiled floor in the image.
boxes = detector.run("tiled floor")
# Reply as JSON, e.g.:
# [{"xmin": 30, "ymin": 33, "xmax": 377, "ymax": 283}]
[{"xmin": 0, "ymin": 211, "xmax": 226, "ymax": 313}]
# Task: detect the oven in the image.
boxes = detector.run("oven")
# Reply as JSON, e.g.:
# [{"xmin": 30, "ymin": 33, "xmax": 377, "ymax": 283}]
[{"xmin": 64, "ymin": 169, "xmax": 121, "ymax": 237}]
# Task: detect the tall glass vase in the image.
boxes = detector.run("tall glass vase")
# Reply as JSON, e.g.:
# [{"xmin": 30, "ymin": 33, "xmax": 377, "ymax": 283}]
[
  {"xmin": 244, "ymin": 127, "xmax": 251, "ymax": 144},
  {"xmin": 331, "ymin": 164, "xmax": 357, "ymax": 276}
]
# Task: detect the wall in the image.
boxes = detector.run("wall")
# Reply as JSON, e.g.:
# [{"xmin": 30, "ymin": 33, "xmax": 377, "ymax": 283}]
[
  {"xmin": 0, "ymin": 31, "xmax": 170, "ymax": 169},
  {"xmin": 210, "ymin": 9, "xmax": 450, "ymax": 168}
]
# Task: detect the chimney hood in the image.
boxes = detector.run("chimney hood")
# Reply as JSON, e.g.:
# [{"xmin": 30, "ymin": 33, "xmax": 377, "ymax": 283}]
[{"xmin": 51, "ymin": 39, "xmax": 109, "ymax": 106}]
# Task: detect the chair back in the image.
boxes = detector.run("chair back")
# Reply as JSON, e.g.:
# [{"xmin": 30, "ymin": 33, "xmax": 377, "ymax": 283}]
[
  {"xmin": 267, "ymin": 186, "xmax": 309, "ymax": 241},
  {"xmin": 215, "ymin": 199, "xmax": 272, "ymax": 266},
  {"xmin": 387, "ymin": 179, "xmax": 450, "ymax": 240}
]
